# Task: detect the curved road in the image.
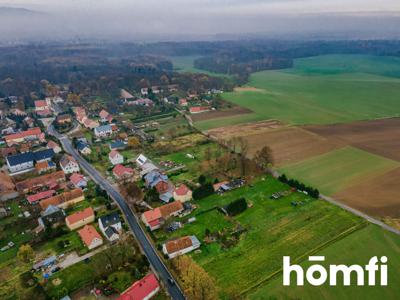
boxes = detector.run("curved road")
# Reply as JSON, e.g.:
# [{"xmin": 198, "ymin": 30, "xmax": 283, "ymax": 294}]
[{"xmin": 49, "ymin": 126, "xmax": 185, "ymax": 300}]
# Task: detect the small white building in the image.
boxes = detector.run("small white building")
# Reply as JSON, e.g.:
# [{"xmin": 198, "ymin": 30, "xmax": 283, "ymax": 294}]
[
  {"xmin": 98, "ymin": 212, "xmax": 122, "ymax": 241},
  {"xmin": 162, "ymin": 235, "xmax": 200, "ymax": 259},
  {"xmin": 60, "ymin": 154, "xmax": 80, "ymax": 174},
  {"xmin": 108, "ymin": 150, "xmax": 123, "ymax": 165},
  {"xmin": 94, "ymin": 124, "xmax": 113, "ymax": 138}
]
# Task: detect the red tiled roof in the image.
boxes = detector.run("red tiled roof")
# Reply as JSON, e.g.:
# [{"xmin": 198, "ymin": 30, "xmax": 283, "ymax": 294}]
[
  {"xmin": 16, "ymin": 170, "xmax": 66, "ymax": 193},
  {"xmin": 174, "ymin": 184, "xmax": 191, "ymax": 196},
  {"xmin": 118, "ymin": 273, "xmax": 159, "ymax": 300},
  {"xmin": 165, "ymin": 236, "xmax": 193, "ymax": 254},
  {"xmin": 39, "ymin": 188, "xmax": 83, "ymax": 210},
  {"xmin": 113, "ymin": 164, "xmax": 134, "ymax": 178},
  {"xmin": 66, "ymin": 207, "xmax": 94, "ymax": 225},
  {"xmin": 159, "ymin": 201, "xmax": 183, "ymax": 218},
  {"xmin": 109, "ymin": 150, "xmax": 121, "ymax": 159},
  {"xmin": 34, "ymin": 100, "xmax": 47, "ymax": 108},
  {"xmin": 142, "ymin": 208, "xmax": 162, "ymax": 224},
  {"xmin": 99, "ymin": 109, "xmax": 109, "ymax": 119},
  {"xmin": 189, "ymin": 106, "xmax": 210, "ymax": 113},
  {"xmin": 47, "ymin": 140, "xmax": 59, "ymax": 149},
  {"xmin": 5, "ymin": 127, "xmax": 41, "ymax": 143},
  {"xmin": 78, "ymin": 225, "xmax": 102, "ymax": 247},
  {"xmin": 70, "ymin": 173, "xmax": 85, "ymax": 186},
  {"xmin": 26, "ymin": 190, "xmax": 56, "ymax": 204}
]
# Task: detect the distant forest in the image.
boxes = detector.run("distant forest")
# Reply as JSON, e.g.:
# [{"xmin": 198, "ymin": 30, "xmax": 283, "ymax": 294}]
[{"xmin": 1, "ymin": 39, "xmax": 400, "ymax": 98}]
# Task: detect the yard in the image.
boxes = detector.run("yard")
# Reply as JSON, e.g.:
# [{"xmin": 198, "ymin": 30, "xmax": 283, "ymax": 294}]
[{"xmin": 152, "ymin": 176, "xmax": 366, "ymax": 298}]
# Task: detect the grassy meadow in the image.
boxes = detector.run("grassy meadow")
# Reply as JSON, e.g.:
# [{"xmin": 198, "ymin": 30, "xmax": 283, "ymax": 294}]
[
  {"xmin": 251, "ymin": 224, "xmax": 400, "ymax": 300},
  {"xmin": 195, "ymin": 54, "xmax": 400, "ymax": 129},
  {"xmin": 169, "ymin": 55, "xmax": 231, "ymax": 77},
  {"xmin": 279, "ymin": 146, "xmax": 400, "ymax": 195},
  {"xmin": 156, "ymin": 177, "xmax": 366, "ymax": 298}
]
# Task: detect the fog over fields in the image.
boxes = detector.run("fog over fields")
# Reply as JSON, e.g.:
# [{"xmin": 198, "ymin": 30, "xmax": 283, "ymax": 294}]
[{"xmin": 0, "ymin": 0, "xmax": 400, "ymax": 42}]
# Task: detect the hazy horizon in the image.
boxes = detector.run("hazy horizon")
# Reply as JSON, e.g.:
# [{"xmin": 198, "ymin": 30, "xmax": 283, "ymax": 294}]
[{"xmin": 1, "ymin": 0, "xmax": 400, "ymax": 42}]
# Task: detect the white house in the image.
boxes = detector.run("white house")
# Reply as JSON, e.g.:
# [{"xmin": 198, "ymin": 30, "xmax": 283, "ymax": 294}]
[
  {"xmin": 60, "ymin": 154, "xmax": 80, "ymax": 174},
  {"xmin": 108, "ymin": 150, "xmax": 123, "ymax": 165},
  {"xmin": 162, "ymin": 235, "xmax": 200, "ymax": 259},
  {"xmin": 78, "ymin": 225, "xmax": 103, "ymax": 250},
  {"xmin": 98, "ymin": 212, "xmax": 122, "ymax": 241},
  {"xmin": 94, "ymin": 124, "xmax": 113, "ymax": 138},
  {"xmin": 173, "ymin": 184, "xmax": 193, "ymax": 203}
]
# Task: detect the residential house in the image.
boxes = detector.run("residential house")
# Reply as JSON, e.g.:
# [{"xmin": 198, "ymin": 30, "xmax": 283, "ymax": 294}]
[
  {"xmin": 38, "ymin": 205, "xmax": 65, "ymax": 228},
  {"xmin": 173, "ymin": 184, "xmax": 192, "ymax": 203},
  {"xmin": 117, "ymin": 273, "xmax": 160, "ymax": 300},
  {"xmin": 162, "ymin": 235, "xmax": 201, "ymax": 259},
  {"xmin": 23, "ymin": 116, "xmax": 35, "ymax": 128},
  {"xmin": 83, "ymin": 118, "xmax": 99, "ymax": 129},
  {"xmin": 109, "ymin": 140, "xmax": 127, "ymax": 151},
  {"xmin": 56, "ymin": 114, "xmax": 72, "ymax": 125},
  {"xmin": 109, "ymin": 150, "xmax": 123, "ymax": 165},
  {"xmin": 140, "ymin": 87, "xmax": 149, "ymax": 96},
  {"xmin": 128, "ymin": 98, "xmax": 154, "ymax": 106},
  {"xmin": 26, "ymin": 190, "xmax": 56, "ymax": 204},
  {"xmin": 0, "ymin": 171, "xmax": 18, "ymax": 201},
  {"xmin": 39, "ymin": 188, "xmax": 84, "ymax": 210},
  {"xmin": 99, "ymin": 109, "xmax": 113, "ymax": 123},
  {"xmin": 78, "ymin": 225, "xmax": 103, "ymax": 250},
  {"xmin": 136, "ymin": 154, "xmax": 149, "ymax": 167},
  {"xmin": 189, "ymin": 106, "xmax": 210, "ymax": 114},
  {"xmin": 112, "ymin": 164, "xmax": 134, "ymax": 181},
  {"xmin": 35, "ymin": 160, "xmax": 56, "ymax": 174},
  {"xmin": 16, "ymin": 171, "xmax": 66, "ymax": 194},
  {"xmin": 94, "ymin": 124, "xmax": 113, "ymax": 138},
  {"xmin": 141, "ymin": 201, "xmax": 184, "ymax": 231},
  {"xmin": 66, "ymin": 207, "xmax": 95, "ymax": 230},
  {"xmin": 6, "ymin": 149, "xmax": 55, "ymax": 174},
  {"xmin": 76, "ymin": 141, "xmax": 91, "ymax": 155},
  {"xmin": 144, "ymin": 170, "xmax": 174, "ymax": 202},
  {"xmin": 4, "ymin": 127, "xmax": 42, "ymax": 146},
  {"xmin": 60, "ymin": 154, "xmax": 80, "ymax": 174},
  {"xmin": 179, "ymin": 98, "xmax": 188, "ymax": 106},
  {"xmin": 98, "ymin": 212, "xmax": 121, "ymax": 241},
  {"xmin": 121, "ymin": 89, "xmax": 135, "ymax": 101},
  {"xmin": 34, "ymin": 100, "xmax": 50, "ymax": 112},
  {"xmin": 1, "ymin": 146, "xmax": 17, "ymax": 158},
  {"xmin": 47, "ymin": 140, "xmax": 62, "ymax": 154},
  {"xmin": 70, "ymin": 173, "xmax": 88, "ymax": 189},
  {"xmin": 213, "ymin": 181, "xmax": 230, "ymax": 192}
]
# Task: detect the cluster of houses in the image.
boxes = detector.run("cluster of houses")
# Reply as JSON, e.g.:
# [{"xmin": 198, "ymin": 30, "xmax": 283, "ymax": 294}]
[{"xmin": 135, "ymin": 154, "xmax": 201, "ymax": 259}]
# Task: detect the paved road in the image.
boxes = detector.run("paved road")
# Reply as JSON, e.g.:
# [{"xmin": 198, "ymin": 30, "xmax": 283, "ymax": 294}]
[{"xmin": 49, "ymin": 126, "xmax": 185, "ymax": 300}]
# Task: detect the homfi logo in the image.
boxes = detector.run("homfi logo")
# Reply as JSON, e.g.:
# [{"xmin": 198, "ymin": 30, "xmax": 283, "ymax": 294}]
[{"xmin": 283, "ymin": 256, "xmax": 388, "ymax": 286}]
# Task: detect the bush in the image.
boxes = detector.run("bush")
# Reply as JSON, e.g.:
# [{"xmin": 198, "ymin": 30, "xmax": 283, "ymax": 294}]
[
  {"xmin": 193, "ymin": 182, "xmax": 214, "ymax": 200},
  {"xmin": 225, "ymin": 198, "xmax": 247, "ymax": 216}
]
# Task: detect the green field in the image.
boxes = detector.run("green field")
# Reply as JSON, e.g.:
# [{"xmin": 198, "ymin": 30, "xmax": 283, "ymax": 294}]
[
  {"xmin": 195, "ymin": 54, "xmax": 400, "ymax": 129},
  {"xmin": 155, "ymin": 177, "xmax": 366, "ymax": 298},
  {"xmin": 279, "ymin": 146, "xmax": 399, "ymax": 195},
  {"xmin": 251, "ymin": 224, "xmax": 400, "ymax": 299},
  {"xmin": 169, "ymin": 55, "xmax": 231, "ymax": 78}
]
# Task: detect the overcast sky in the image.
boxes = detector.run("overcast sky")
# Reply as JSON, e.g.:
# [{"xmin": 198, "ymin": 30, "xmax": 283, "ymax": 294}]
[{"xmin": 0, "ymin": 0, "xmax": 400, "ymax": 41}]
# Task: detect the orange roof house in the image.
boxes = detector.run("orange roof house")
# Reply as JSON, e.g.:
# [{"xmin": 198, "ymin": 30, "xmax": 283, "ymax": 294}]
[
  {"xmin": 78, "ymin": 225, "xmax": 103, "ymax": 250},
  {"xmin": 4, "ymin": 127, "xmax": 42, "ymax": 146},
  {"xmin": 66, "ymin": 207, "xmax": 95, "ymax": 230},
  {"xmin": 16, "ymin": 170, "xmax": 66, "ymax": 194},
  {"xmin": 162, "ymin": 235, "xmax": 201, "ymax": 259},
  {"xmin": 173, "ymin": 184, "xmax": 192, "ymax": 203},
  {"xmin": 39, "ymin": 188, "xmax": 84, "ymax": 210},
  {"xmin": 141, "ymin": 201, "xmax": 183, "ymax": 231},
  {"xmin": 118, "ymin": 273, "xmax": 160, "ymax": 300}
]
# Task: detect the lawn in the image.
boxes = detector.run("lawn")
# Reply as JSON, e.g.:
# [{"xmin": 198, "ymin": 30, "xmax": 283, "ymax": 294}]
[
  {"xmin": 196, "ymin": 54, "xmax": 400, "ymax": 129},
  {"xmin": 155, "ymin": 176, "xmax": 366, "ymax": 298},
  {"xmin": 251, "ymin": 224, "xmax": 400, "ymax": 299},
  {"xmin": 279, "ymin": 146, "xmax": 400, "ymax": 195}
]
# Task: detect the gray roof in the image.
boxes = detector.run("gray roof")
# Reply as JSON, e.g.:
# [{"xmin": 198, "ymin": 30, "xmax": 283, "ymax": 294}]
[
  {"xmin": 104, "ymin": 226, "xmax": 119, "ymax": 239},
  {"xmin": 99, "ymin": 212, "xmax": 120, "ymax": 227},
  {"xmin": 7, "ymin": 149, "xmax": 55, "ymax": 167}
]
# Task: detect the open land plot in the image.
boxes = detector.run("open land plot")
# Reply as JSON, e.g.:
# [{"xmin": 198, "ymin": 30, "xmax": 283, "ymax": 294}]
[
  {"xmin": 250, "ymin": 224, "xmax": 400, "ymax": 300},
  {"xmin": 304, "ymin": 118, "xmax": 400, "ymax": 162},
  {"xmin": 156, "ymin": 177, "xmax": 366, "ymax": 299},
  {"xmin": 279, "ymin": 146, "xmax": 400, "ymax": 196},
  {"xmin": 207, "ymin": 120, "xmax": 341, "ymax": 166},
  {"xmin": 196, "ymin": 55, "xmax": 400, "ymax": 129},
  {"xmin": 169, "ymin": 55, "xmax": 231, "ymax": 78},
  {"xmin": 190, "ymin": 105, "xmax": 253, "ymax": 123},
  {"xmin": 334, "ymin": 167, "xmax": 400, "ymax": 218}
]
